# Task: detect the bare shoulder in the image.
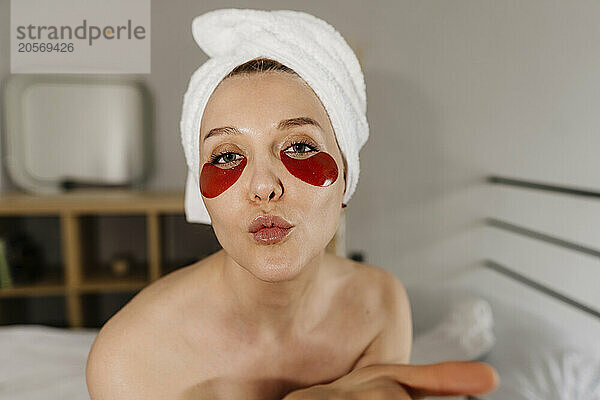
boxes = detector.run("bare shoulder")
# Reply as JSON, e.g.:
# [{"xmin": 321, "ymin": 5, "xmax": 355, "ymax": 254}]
[
  {"xmin": 86, "ymin": 255, "xmax": 216, "ymax": 399},
  {"xmin": 352, "ymin": 261, "xmax": 410, "ymax": 324},
  {"xmin": 86, "ymin": 315, "xmax": 142, "ymax": 399},
  {"xmin": 336, "ymin": 258, "xmax": 412, "ymax": 368},
  {"xmin": 325, "ymin": 255, "xmax": 410, "ymax": 327},
  {"xmin": 365, "ymin": 263, "xmax": 409, "ymax": 310},
  {"xmin": 336, "ymin": 256, "xmax": 409, "ymax": 311}
]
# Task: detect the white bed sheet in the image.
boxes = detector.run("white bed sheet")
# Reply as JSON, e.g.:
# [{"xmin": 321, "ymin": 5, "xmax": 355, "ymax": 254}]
[
  {"xmin": 0, "ymin": 324, "xmax": 98, "ymax": 400},
  {"xmin": 479, "ymin": 301, "xmax": 600, "ymax": 400}
]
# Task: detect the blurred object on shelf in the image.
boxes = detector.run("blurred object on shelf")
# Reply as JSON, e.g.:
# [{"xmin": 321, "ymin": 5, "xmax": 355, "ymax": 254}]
[
  {"xmin": 109, "ymin": 254, "xmax": 133, "ymax": 278},
  {"xmin": 0, "ymin": 238, "xmax": 14, "ymax": 288}
]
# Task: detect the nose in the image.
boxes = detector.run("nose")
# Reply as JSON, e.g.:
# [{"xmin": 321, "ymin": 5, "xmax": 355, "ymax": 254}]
[{"xmin": 247, "ymin": 153, "xmax": 284, "ymax": 205}]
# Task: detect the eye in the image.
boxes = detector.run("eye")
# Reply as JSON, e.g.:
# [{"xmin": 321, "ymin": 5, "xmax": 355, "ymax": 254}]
[
  {"xmin": 209, "ymin": 151, "xmax": 244, "ymax": 166},
  {"xmin": 284, "ymin": 140, "xmax": 319, "ymax": 156}
]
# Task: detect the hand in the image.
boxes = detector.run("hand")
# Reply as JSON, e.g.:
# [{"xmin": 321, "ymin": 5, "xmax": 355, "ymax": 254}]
[{"xmin": 283, "ymin": 361, "xmax": 499, "ymax": 400}]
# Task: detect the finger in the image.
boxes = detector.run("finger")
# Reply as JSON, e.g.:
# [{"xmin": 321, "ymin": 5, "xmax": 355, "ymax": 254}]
[
  {"xmin": 359, "ymin": 361, "xmax": 499, "ymax": 397},
  {"xmin": 394, "ymin": 361, "xmax": 499, "ymax": 396}
]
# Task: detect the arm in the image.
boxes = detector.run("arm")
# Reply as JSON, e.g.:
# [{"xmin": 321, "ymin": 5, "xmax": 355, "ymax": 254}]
[{"xmin": 283, "ymin": 361, "xmax": 499, "ymax": 400}]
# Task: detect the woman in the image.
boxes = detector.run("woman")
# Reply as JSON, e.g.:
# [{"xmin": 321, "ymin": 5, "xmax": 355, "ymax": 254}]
[{"xmin": 86, "ymin": 9, "xmax": 498, "ymax": 400}]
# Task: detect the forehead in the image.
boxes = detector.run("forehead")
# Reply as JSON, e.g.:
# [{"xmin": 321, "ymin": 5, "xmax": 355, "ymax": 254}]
[{"xmin": 200, "ymin": 72, "xmax": 334, "ymax": 139}]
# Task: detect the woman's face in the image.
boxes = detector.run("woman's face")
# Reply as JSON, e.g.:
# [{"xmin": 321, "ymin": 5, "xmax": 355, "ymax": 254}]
[{"xmin": 199, "ymin": 72, "xmax": 346, "ymax": 282}]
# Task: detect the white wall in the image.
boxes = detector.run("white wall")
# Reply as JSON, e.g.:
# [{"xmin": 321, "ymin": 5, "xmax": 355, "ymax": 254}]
[
  {"xmin": 349, "ymin": 0, "xmax": 600, "ymax": 284},
  {"xmin": 1, "ymin": 0, "xmax": 599, "ymax": 286}
]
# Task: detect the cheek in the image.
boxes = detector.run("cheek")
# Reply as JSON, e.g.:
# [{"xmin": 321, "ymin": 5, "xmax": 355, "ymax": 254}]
[
  {"xmin": 280, "ymin": 150, "xmax": 338, "ymax": 187},
  {"xmin": 200, "ymin": 157, "xmax": 247, "ymax": 198}
]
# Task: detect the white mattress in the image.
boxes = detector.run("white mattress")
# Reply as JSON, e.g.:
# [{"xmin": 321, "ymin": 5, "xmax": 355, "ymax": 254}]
[{"xmin": 0, "ymin": 324, "xmax": 98, "ymax": 400}]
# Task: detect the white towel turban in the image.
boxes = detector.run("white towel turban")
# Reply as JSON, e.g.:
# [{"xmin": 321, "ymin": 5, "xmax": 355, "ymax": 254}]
[{"xmin": 180, "ymin": 8, "xmax": 369, "ymax": 224}]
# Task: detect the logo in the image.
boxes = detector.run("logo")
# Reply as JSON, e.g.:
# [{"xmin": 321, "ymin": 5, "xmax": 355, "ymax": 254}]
[{"xmin": 11, "ymin": 0, "xmax": 151, "ymax": 74}]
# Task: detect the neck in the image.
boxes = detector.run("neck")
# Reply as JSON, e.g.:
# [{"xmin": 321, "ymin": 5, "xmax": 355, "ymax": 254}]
[{"xmin": 217, "ymin": 249, "xmax": 326, "ymax": 340}]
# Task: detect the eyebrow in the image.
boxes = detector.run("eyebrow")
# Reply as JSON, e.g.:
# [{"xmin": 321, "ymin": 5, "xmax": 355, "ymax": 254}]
[{"xmin": 203, "ymin": 117, "xmax": 322, "ymax": 143}]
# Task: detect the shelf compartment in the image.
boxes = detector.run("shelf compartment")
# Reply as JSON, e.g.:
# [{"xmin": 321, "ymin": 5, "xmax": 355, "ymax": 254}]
[
  {"xmin": 159, "ymin": 213, "xmax": 221, "ymax": 276},
  {"xmin": 0, "ymin": 215, "xmax": 65, "ymax": 287},
  {"xmin": 80, "ymin": 291, "xmax": 140, "ymax": 328},
  {"xmin": 79, "ymin": 214, "xmax": 149, "ymax": 283},
  {"xmin": 0, "ymin": 295, "xmax": 68, "ymax": 327}
]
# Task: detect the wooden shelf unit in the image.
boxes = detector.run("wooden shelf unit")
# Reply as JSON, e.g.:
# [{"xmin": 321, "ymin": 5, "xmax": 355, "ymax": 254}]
[
  {"xmin": 0, "ymin": 190, "xmax": 345, "ymax": 329},
  {"xmin": 0, "ymin": 190, "xmax": 184, "ymax": 328}
]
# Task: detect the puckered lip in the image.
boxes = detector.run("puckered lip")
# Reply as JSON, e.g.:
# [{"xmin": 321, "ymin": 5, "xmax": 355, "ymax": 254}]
[{"xmin": 248, "ymin": 215, "xmax": 294, "ymax": 233}]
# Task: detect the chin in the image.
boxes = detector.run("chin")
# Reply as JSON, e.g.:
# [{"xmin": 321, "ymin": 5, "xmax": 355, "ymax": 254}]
[{"xmin": 246, "ymin": 256, "xmax": 304, "ymax": 282}]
